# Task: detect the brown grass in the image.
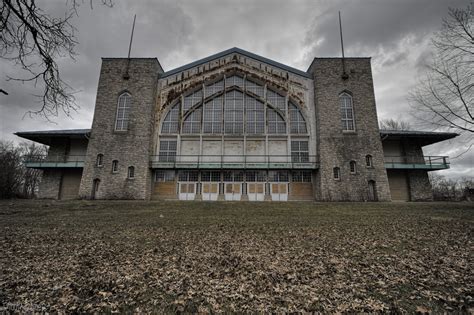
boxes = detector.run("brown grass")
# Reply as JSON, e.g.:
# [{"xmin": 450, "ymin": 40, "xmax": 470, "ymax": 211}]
[{"xmin": 0, "ymin": 200, "xmax": 472, "ymax": 313}]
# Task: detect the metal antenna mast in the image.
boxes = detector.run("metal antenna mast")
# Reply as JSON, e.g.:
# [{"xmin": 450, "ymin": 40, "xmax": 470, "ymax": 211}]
[
  {"xmin": 339, "ymin": 11, "xmax": 349, "ymax": 80},
  {"xmin": 123, "ymin": 14, "xmax": 136, "ymax": 80}
]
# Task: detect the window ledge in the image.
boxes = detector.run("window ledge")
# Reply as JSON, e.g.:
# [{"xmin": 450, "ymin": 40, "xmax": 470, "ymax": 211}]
[{"xmin": 342, "ymin": 130, "xmax": 357, "ymax": 134}]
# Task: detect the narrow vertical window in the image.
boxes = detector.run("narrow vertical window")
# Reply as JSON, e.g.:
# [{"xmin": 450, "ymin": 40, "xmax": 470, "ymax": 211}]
[
  {"xmin": 127, "ymin": 166, "xmax": 135, "ymax": 179},
  {"xmin": 340, "ymin": 93, "xmax": 355, "ymax": 131},
  {"xmin": 366, "ymin": 155, "xmax": 373, "ymax": 167},
  {"xmin": 96, "ymin": 154, "xmax": 103, "ymax": 167},
  {"xmin": 246, "ymin": 96, "xmax": 265, "ymax": 134},
  {"xmin": 161, "ymin": 104, "xmax": 179, "ymax": 134},
  {"xmin": 112, "ymin": 160, "xmax": 119, "ymax": 173},
  {"xmin": 333, "ymin": 167, "xmax": 341, "ymax": 180},
  {"xmin": 291, "ymin": 141, "xmax": 309, "ymax": 162},
  {"xmin": 115, "ymin": 92, "xmax": 132, "ymax": 131},
  {"xmin": 203, "ymin": 96, "xmax": 223, "ymax": 133},
  {"xmin": 289, "ymin": 103, "xmax": 307, "ymax": 134},
  {"xmin": 350, "ymin": 161, "xmax": 357, "ymax": 174},
  {"xmin": 159, "ymin": 140, "xmax": 177, "ymax": 162},
  {"xmin": 224, "ymin": 90, "xmax": 244, "ymax": 134}
]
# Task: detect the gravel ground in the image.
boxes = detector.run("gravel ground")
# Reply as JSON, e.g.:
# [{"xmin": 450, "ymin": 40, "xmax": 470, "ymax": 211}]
[{"xmin": 0, "ymin": 200, "xmax": 473, "ymax": 313}]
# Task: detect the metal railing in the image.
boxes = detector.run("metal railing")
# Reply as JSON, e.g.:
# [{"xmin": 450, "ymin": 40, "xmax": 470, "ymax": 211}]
[
  {"xmin": 150, "ymin": 155, "xmax": 319, "ymax": 169},
  {"xmin": 23, "ymin": 155, "xmax": 86, "ymax": 168},
  {"xmin": 384, "ymin": 155, "xmax": 450, "ymax": 170}
]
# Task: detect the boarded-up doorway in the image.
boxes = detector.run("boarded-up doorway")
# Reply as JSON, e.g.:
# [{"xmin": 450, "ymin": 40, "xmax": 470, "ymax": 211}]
[
  {"xmin": 59, "ymin": 169, "xmax": 83, "ymax": 200},
  {"xmin": 387, "ymin": 170, "xmax": 410, "ymax": 201}
]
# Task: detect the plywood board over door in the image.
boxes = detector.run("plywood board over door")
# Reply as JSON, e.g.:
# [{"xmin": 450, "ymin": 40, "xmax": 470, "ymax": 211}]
[
  {"xmin": 387, "ymin": 170, "xmax": 410, "ymax": 201},
  {"xmin": 59, "ymin": 169, "xmax": 83, "ymax": 200}
]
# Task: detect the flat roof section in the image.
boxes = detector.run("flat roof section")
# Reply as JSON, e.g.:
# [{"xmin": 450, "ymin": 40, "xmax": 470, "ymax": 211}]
[
  {"xmin": 15, "ymin": 129, "xmax": 91, "ymax": 145},
  {"xmin": 380, "ymin": 130, "xmax": 458, "ymax": 146}
]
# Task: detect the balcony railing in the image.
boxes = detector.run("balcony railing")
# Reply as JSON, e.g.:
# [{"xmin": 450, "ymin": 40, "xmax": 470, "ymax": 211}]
[
  {"xmin": 384, "ymin": 155, "xmax": 450, "ymax": 170},
  {"xmin": 23, "ymin": 155, "xmax": 86, "ymax": 168},
  {"xmin": 150, "ymin": 155, "xmax": 319, "ymax": 169}
]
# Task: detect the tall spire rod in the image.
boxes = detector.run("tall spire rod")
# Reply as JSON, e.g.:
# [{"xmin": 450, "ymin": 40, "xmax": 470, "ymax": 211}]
[
  {"xmin": 339, "ymin": 11, "xmax": 349, "ymax": 80},
  {"xmin": 127, "ymin": 14, "xmax": 136, "ymax": 59},
  {"xmin": 123, "ymin": 14, "xmax": 136, "ymax": 80}
]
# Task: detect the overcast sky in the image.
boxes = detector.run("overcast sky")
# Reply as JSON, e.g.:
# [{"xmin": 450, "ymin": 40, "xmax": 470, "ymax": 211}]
[{"xmin": 0, "ymin": 0, "xmax": 472, "ymax": 180}]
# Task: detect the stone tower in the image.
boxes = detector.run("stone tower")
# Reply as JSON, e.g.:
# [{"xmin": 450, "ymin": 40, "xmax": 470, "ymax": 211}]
[
  {"xmin": 79, "ymin": 58, "xmax": 163, "ymax": 199},
  {"xmin": 308, "ymin": 58, "xmax": 391, "ymax": 201}
]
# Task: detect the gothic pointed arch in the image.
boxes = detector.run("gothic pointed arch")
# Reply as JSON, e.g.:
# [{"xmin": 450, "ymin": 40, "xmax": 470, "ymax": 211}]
[{"xmin": 160, "ymin": 72, "xmax": 309, "ymax": 136}]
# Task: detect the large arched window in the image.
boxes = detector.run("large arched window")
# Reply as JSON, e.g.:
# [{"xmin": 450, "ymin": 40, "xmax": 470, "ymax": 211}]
[
  {"xmin": 339, "ymin": 92, "xmax": 355, "ymax": 131},
  {"xmin": 160, "ymin": 74, "xmax": 308, "ymax": 136},
  {"xmin": 115, "ymin": 92, "xmax": 132, "ymax": 131}
]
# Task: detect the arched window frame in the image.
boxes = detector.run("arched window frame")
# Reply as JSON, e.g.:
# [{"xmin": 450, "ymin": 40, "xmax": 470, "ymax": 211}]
[
  {"xmin": 161, "ymin": 74, "xmax": 308, "ymax": 137},
  {"xmin": 333, "ymin": 167, "xmax": 341, "ymax": 180},
  {"xmin": 112, "ymin": 160, "xmax": 119, "ymax": 173},
  {"xmin": 127, "ymin": 166, "xmax": 135, "ymax": 179},
  {"xmin": 366, "ymin": 155, "xmax": 373, "ymax": 168},
  {"xmin": 161, "ymin": 101, "xmax": 180, "ymax": 134},
  {"xmin": 339, "ymin": 92, "xmax": 355, "ymax": 132},
  {"xmin": 96, "ymin": 154, "xmax": 103, "ymax": 167},
  {"xmin": 349, "ymin": 160, "xmax": 357, "ymax": 174},
  {"xmin": 115, "ymin": 92, "xmax": 132, "ymax": 131}
]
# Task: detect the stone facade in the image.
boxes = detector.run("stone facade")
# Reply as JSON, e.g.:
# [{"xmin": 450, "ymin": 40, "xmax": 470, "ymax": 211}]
[
  {"xmin": 407, "ymin": 170, "xmax": 434, "ymax": 201},
  {"xmin": 19, "ymin": 48, "xmax": 455, "ymax": 201},
  {"xmin": 78, "ymin": 58, "xmax": 162, "ymax": 200},
  {"xmin": 38, "ymin": 169, "xmax": 62, "ymax": 199},
  {"xmin": 308, "ymin": 58, "xmax": 391, "ymax": 201}
]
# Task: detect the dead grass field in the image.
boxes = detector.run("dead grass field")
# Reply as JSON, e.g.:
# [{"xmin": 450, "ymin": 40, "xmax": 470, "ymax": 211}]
[{"xmin": 0, "ymin": 200, "xmax": 473, "ymax": 313}]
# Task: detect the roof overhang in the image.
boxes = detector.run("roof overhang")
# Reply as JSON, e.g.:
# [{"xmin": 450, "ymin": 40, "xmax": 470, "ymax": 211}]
[
  {"xmin": 15, "ymin": 129, "xmax": 91, "ymax": 145},
  {"xmin": 380, "ymin": 130, "xmax": 459, "ymax": 146}
]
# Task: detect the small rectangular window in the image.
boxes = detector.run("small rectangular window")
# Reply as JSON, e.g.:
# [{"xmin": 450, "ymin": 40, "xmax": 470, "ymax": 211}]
[
  {"xmin": 156, "ymin": 170, "xmax": 175, "ymax": 182},
  {"xmin": 128, "ymin": 166, "xmax": 135, "ymax": 179},
  {"xmin": 333, "ymin": 167, "xmax": 340, "ymax": 180},
  {"xmin": 291, "ymin": 141, "xmax": 309, "ymax": 163},
  {"xmin": 112, "ymin": 160, "xmax": 119, "ymax": 173},
  {"xmin": 159, "ymin": 140, "xmax": 177, "ymax": 162},
  {"xmin": 350, "ymin": 161, "xmax": 357, "ymax": 174},
  {"xmin": 178, "ymin": 171, "xmax": 198, "ymax": 182},
  {"xmin": 292, "ymin": 171, "xmax": 312, "ymax": 182}
]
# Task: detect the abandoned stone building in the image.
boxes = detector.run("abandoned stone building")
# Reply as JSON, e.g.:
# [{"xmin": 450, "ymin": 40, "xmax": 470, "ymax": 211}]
[{"xmin": 16, "ymin": 47, "xmax": 457, "ymax": 201}]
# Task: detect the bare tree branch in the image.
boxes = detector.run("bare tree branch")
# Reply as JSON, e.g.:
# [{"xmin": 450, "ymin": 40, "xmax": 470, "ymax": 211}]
[
  {"xmin": 0, "ymin": 0, "xmax": 112, "ymax": 119},
  {"xmin": 410, "ymin": 2, "xmax": 474, "ymax": 135}
]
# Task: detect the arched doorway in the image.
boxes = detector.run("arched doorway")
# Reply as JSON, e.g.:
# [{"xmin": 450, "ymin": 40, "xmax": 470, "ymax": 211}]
[
  {"xmin": 368, "ymin": 180, "xmax": 377, "ymax": 201},
  {"xmin": 92, "ymin": 179, "xmax": 100, "ymax": 200}
]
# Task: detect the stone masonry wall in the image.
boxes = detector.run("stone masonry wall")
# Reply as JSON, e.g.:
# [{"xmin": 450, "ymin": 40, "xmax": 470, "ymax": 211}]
[
  {"xmin": 308, "ymin": 58, "xmax": 391, "ymax": 201},
  {"xmin": 408, "ymin": 170, "xmax": 434, "ymax": 201},
  {"xmin": 79, "ymin": 58, "xmax": 162, "ymax": 200},
  {"xmin": 38, "ymin": 169, "xmax": 62, "ymax": 199}
]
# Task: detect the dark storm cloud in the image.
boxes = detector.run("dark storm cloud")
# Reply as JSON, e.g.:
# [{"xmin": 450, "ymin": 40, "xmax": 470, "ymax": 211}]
[{"xmin": 0, "ymin": 0, "xmax": 471, "ymax": 179}]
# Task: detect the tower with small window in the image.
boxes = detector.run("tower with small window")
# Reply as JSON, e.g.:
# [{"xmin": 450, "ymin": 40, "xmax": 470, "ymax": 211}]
[
  {"xmin": 78, "ymin": 58, "xmax": 163, "ymax": 199},
  {"xmin": 308, "ymin": 58, "xmax": 391, "ymax": 201}
]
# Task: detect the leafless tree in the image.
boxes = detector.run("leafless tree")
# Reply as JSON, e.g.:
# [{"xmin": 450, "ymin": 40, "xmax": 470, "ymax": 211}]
[
  {"xmin": 379, "ymin": 118, "xmax": 412, "ymax": 130},
  {"xmin": 429, "ymin": 172, "xmax": 474, "ymax": 201},
  {"xmin": 0, "ymin": 141, "xmax": 47, "ymax": 199},
  {"xmin": 0, "ymin": 0, "xmax": 112, "ymax": 119},
  {"xmin": 409, "ymin": 3, "xmax": 474, "ymax": 134},
  {"xmin": 18, "ymin": 142, "xmax": 47, "ymax": 198}
]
